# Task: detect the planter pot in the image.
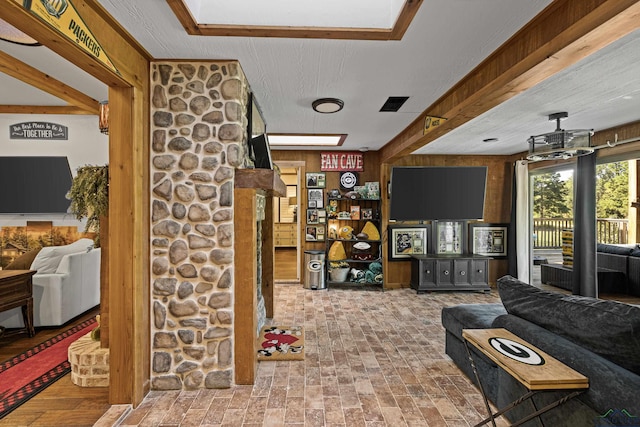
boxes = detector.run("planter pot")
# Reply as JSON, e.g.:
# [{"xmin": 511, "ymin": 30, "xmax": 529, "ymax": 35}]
[{"xmin": 329, "ymin": 267, "xmax": 350, "ymax": 282}]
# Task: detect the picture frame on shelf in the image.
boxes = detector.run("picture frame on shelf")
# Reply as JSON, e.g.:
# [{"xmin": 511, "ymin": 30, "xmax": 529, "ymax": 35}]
[
  {"xmin": 350, "ymin": 205, "xmax": 360, "ymax": 220},
  {"xmin": 469, "ymin": 223, "xmax": 508, "ymax": 258},
  {"xmin": 436, "ymin": 221, "xmax": 464, "ymax": 255},
  {"xmin": 308, "ymin": 188, "xmax": 324, "ymax": 208},
  {"xmin": 306, "ymin": 208, "xmax": 319, "ymax": 224},
  {"xmin": 388, "ymin": 224, "xmax": 430, "ymax": 261},
  {"xmin": 306, "ymin": 172, "xmax": 326, "ymax": 188},
  {"xmin": 361, "ymin": 208, "xmax": 373, "ymax": 220}
]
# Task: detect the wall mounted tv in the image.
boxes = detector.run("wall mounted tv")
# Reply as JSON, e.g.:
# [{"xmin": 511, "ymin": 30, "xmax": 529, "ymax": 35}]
[
  {"xmin": 389, "ymin": 166, "xmax": 487, "ymax": 221},
  {"xmin": 0, "ymin": 156, "xmax": 73, "ymax": 214}
]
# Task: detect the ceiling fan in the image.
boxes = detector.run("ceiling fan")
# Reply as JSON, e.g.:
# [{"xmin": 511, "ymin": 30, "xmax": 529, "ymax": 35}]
[{"xmin": 527, "ymin": 112, "xmax": 594, "ymax": 162}]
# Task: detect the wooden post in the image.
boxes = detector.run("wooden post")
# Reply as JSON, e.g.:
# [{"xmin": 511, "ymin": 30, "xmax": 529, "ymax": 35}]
[{"xmin": 99, "ymin": 215, "xmax": 109, "ymax": 348}]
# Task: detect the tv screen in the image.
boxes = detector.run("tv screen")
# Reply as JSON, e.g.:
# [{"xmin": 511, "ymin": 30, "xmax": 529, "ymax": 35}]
[
  {"xmin": 251, "ymin": 134, "xmax": 273, "ymax": 169},
  {"xmin": 0, "ymin": 156, "xmax": 73, "ymax": 214},
  {"xmin": 390, "ymin": 166, "xmax": 487, "ymax": 221}
]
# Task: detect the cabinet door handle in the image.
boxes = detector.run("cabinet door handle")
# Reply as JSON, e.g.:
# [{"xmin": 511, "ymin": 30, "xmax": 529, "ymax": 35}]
[
  {"xmin": 443, "ymin": 270, "xmax": 449, "ymax": 276},
  {"xmin": 425, "ymin": 270, "xmax": 430, "ymax": 274},
  {"xmin": 460, "ymin": 271, "xmax": 466, "ymax": 276},
  {"xmin": 477, "ymin": 269, "xmax": 483, "ymax": 273}
]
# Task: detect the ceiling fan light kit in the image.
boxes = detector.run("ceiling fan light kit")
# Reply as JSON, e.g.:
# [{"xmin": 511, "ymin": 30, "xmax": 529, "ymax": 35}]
[
  {"xmin": 526, "ymin": 112, "xmax": 594, "ymax": 162},
  {"xmin": 312, "ymin": 98, "xmax": 344, "ymax": 114}
]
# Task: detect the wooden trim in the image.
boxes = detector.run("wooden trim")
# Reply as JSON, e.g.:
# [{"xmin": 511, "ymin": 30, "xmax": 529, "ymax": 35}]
[
  {"xmin": 0, "ymin": 105, "xmax": 96, "ymax": 115},
  {"xmin": 0, "ymin": 50, "xmax": 99, "ymax": 114},
  {"xmin": 166, "ymin": 0, "xmax": 423, "ymax": 40},
  {"xmin": 380, "ymin": 0, "xmax": 640, "ymax": 162}
]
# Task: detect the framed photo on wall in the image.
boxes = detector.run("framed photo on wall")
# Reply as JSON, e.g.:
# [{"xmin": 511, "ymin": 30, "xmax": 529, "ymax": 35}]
[
  {"xmin": 436, "ymin": 221, "xmax": 464, "ymax": 255},
  {"xmin": 469, "ymin": 223, "xmax": 508, "ymax": 258},
  {"xmin": 306, "ymin": 172, "xmax": 326, "ymax": 188},
  {"xmin": 388, "ymin": 224, "xmax": 430, "ymax": 261},
  {"xmin": 308, "ymin": 188, "xmax": 324, "ymax": 208}
]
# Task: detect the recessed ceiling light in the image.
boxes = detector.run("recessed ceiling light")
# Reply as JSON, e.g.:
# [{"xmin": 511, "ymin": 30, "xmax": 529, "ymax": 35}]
[
  {"xmin": 312, "ymin": 98, "xmax": 344, "ymax": 114},
  {"xmin": 268, "ymin": 134, "xmax": 347, "ymax": 147}
]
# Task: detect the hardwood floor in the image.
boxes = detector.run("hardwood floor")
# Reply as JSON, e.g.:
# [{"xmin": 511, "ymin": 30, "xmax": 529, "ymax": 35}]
[{"xmin": 0, "ymin": 307, "xmax": 110, "ymax": 427}]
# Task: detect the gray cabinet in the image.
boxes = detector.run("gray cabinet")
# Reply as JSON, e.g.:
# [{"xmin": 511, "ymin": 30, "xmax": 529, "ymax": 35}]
[{"xmin": 410, "ymin": 255, "xmax": 490, "ymax": 293}]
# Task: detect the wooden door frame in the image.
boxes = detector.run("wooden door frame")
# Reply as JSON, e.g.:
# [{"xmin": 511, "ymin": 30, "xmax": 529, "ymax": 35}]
[
  {"xmin": 0, "ymin": 1, "xmax": 151, "ymax": 406},
  {"xmin": 274, "ymin": 161, "xmax": 305, "ymax": 281}
]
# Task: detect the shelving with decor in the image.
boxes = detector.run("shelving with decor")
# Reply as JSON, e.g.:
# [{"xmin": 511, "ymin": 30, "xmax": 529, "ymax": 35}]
[{"xmin": 325, "ymin": 196, "xmax": 383, "ymax": 289}]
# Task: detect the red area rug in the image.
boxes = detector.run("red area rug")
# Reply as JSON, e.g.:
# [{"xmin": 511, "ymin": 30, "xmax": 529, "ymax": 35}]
[{"xmin": 0, "ymin": 318, "xmax": 97, "ymax": 419}]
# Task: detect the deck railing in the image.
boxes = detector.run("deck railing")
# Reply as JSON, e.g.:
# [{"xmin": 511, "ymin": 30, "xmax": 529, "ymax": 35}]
[{"xmin": 533, "ymin": 218, "xmax": 629, "ymax": 248}]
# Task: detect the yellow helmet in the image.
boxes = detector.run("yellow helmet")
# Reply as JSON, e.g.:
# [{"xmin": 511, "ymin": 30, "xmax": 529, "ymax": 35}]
[{"xmin": 338, "ymin": 226, "xmax": 354, "ymax": 240}]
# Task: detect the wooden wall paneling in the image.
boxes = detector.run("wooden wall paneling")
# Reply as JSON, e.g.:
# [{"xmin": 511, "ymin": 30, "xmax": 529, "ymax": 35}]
[
  {"xmin": 233, "ymin": 187, "xmax": 259, "ymax": 385},
  {"xmin": 262, "ymin": 194, "xmax": 275, "ymax": 318}
]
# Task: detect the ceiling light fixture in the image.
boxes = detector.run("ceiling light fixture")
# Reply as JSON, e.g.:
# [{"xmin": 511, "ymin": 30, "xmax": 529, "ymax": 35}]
[
  {"xmin": 0, "ymin": 18, "xmax": 40, "ymax": 46},
  {"xmin": 527, "ymin": 112, "xmax": 593, "ymax": 162},
  {"xmin": 312, "ymin": 98, "xmax": 344, "ymax": 114}
]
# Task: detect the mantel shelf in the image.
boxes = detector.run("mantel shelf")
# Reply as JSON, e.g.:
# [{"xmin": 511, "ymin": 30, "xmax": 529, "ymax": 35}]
[{"xmin": 235, "ymin": 168, "xmax": 286, "ymax": 197}]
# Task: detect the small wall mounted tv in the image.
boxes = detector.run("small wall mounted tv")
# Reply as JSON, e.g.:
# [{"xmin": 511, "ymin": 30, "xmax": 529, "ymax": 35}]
[
  {"xmin": 389, "ymin": 166, "xmax": 487, "ymax": 221},
  {"xmin": 0, "ymin": 156, "xmax": 73, "ymax": 214},
  {"xmin": 251, "ymin": 134, "xmax": 273, "ymax": 169}
]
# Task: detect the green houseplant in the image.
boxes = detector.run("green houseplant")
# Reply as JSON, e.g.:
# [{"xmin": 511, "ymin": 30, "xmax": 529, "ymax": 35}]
[{"xmin": 67, "ymin": 164, "xmax": 109, "ymax": 246}]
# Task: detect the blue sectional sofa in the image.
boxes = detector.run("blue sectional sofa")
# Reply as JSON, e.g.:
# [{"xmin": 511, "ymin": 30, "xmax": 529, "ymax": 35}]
[{"xmin": 442, "ymin": 275, "xmax": 640, "ymax": 426}]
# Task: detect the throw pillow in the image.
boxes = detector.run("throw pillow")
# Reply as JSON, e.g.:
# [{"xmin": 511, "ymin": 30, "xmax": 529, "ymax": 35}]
[
  {"xmin": 497, "ymin": 275, "xmax": 640, "ymax": 375},
  {"xmin": 4, "ymin": 248, "xmax": 42, "ymax": 270},
  {"xmin": 30, "ymin": 238, "xmax": 94, "ymax": 274}
]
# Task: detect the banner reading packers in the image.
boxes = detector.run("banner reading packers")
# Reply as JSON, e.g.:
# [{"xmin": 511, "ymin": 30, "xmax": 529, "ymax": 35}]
[
  {"xmin": 423, "ymin": 115, "xmax": 447, "ymax": 135},
  {"xmin": 19, "ymin": 0, "xmax": 119, "ymax": 75}
]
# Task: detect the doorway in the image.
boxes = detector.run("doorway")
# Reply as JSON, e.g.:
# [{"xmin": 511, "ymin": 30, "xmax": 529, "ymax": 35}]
[{"xmin": 274, "ymin": 161, "xmax": 303, "ymax": 282}]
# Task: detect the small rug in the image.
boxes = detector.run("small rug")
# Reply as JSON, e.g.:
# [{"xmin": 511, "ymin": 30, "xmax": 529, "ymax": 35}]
[
  {"xmin": 0, "ymin": 318, "xmax": 97, "ymax": 419},
  {"xmin": 257, "ymin": 325, "xmax": 305, "ymax": 361}
]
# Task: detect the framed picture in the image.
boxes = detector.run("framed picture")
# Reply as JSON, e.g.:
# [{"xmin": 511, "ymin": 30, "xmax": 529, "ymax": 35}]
[
  {"xmin": 306, "ymin": 208, "xmax": 319, "ymax": 224},
  {"xmin": 436, "ymin": 221, "xmax": 464, "ymax": 255},
  {"xmin": 317, "ymin": 209, "xmax": 326, "ymax": 223},
  {"xmin": 361, "ymin": 208, "xmax": 373, "ymax": 220},
  {"xmin": 388, "ymin": 224, "xmax": 430, "ymax": 261},
  {"xmin": 306, "ymin": 172, "xmax": 326, "ymax": 188},
  {"xmin": 308, "ymin": 188, "xmax": 324, "ymax": 208},
  {"xmin": 469, "ymin": 223, "xmax": 508, "ymax": 258},
  {"xmin": 305, "ymin": 226, "xmax": 318, "ymax": 241},
  {"xmin": 316, "ymin": 226, "xmax": 325, "ymax": 242}
]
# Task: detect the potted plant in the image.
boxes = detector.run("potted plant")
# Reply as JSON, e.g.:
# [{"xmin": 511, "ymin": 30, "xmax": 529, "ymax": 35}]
[
  {"xmin": 329, "ymin": 261, "xmax": 350, "ymax": 282},
  {"xmin": 67, "ymin": 165, "xmax": 109, "ymax": 246}
]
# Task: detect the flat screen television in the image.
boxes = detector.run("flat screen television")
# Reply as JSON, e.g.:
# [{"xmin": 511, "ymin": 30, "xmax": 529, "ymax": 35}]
[
  {"xmin": 251, "ymin": 134, "xmax": 273, "ymax": 169},
  {"xmin": 389, "ymin": 166, "xmax": 487, "ymax": 221},
  {"xmin": 0, "ymin": 156, "xmax": 73, "ymax": 214}
]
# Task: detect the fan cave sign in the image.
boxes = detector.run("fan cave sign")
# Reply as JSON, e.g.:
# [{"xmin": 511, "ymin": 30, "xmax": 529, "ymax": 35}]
[
  {"xmin": 10, "ymin": 122, "xmax": 68, "ymax": 140},
  {"xmin": 321, "ymin": 152, "xmax": 364, "ymax": 172}
]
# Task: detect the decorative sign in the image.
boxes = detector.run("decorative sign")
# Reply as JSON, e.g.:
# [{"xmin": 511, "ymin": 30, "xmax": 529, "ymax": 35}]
[
  {"xmin": 10, "ymin": 122, "xmax": 68, "ymax": 140},
  {"xmin": 19, "ymin": 0, "xmax": 120, "ymax": 75},
  {"xmin": 423, "ymin": 115, "xmax": 447, "ymax": 135},
  {"xmin": 320, "ymin": 152, "xmax": 364, "ymax": 172}
]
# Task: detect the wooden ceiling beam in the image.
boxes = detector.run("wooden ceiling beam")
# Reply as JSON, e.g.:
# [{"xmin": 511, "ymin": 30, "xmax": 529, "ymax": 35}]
[
  {"xmin": 0, "ymin": 50, "xmax": 100, "ymax": 115},
  {"xmin": 380, "ymin": 0, "xmax": 640, "ymax": 163},
  {"xmin": 0, "ymin": 105, "xmax": 96, "ymax": 115}
]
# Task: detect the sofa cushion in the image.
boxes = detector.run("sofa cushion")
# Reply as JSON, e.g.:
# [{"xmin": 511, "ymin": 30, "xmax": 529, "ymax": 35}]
[
  {"xmin": 441, "ymin": 303, "xmax": 507, "ymax": 339},
  {"xmin": 30, "ymin": 238, "xmax": 94, "ymax": 274},
  {"xmin": 5, "ymin": 248, "xmax": 42, "ymax": 270},
  {"xmin": 596, "ymin": 243, "xmax": 634, "ymax": 255},
  {"xmin": 497, "ymin": 275, "xmax": 640, "ymax": 375}
]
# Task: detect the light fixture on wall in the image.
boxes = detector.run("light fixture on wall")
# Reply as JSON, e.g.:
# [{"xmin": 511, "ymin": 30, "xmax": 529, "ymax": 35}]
[
  {"xmin": 98, "ymin": 101, "xmax": 109, "ymax": 135},
  {"xmin": 0, "ymin": 18, "xmax": 40, "ymax": 46},
  {"xmin": 312, "ymin": 98, "xmax": 344, "ymax": 114},
  {"xmin": 527, "ymin": 112, "xmax": 593, "ymax": 161}
]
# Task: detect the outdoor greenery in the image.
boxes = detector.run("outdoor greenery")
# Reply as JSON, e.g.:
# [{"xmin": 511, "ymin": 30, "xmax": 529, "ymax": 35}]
[{"xmin": 533, "ymin": 161, "xmax": 629, "ymax": 219}]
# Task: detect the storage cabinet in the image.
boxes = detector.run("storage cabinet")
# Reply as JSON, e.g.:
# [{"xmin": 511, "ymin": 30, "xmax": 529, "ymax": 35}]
[
  {"xmin": 274, "ymin": 222, "xmax": 297, "ymax": 247},
  {"xmin": 325, "ymin": 197, "xmax": 383, "ymax": 289},
  {"xmin": 410, "ymin": 254, "xmax": 490, "ymax": 293}
]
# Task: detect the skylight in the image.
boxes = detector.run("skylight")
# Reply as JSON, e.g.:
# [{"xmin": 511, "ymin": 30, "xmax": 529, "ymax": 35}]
[{"xmin": 268, "ymin": 134, "xmax": 347, "ymax": 147}]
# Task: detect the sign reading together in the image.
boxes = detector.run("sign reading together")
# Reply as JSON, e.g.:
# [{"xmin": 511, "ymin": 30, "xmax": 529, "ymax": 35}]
[{"xmin": 321, "ymin": 152, "xmax": 364, "ymax": 172}]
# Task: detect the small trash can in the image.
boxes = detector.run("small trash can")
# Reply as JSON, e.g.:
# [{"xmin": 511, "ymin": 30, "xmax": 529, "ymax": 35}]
[{"xmin": 304, "ymin": 250, "xmax": 326, "ymax": 290}]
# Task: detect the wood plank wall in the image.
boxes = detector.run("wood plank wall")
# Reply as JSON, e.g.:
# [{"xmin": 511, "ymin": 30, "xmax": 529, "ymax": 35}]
[{"xmin": 271, "ymin": 151, "xmax": 513, "ymax": 289}]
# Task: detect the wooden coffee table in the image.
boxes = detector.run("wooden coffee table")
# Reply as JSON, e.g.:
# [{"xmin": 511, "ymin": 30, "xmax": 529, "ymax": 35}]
[
  {"xmin": 463, "ymin": 328, "xmax": 588, "ymax": 427},
  {"xmin": 0, "ymin": 270, "xmax": 37, "ymax": 337}
]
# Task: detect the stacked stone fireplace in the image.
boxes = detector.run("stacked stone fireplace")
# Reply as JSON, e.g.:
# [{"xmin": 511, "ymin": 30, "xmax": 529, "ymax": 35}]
[{"xmin": 150, "ymin": 61, "xmax": 250, "ymax": 390}]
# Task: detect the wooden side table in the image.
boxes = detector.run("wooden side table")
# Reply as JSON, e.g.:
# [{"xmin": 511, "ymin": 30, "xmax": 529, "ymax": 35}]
[
  {"xmin": 0, "ymin": 270, "xmax": 37, "ymax": 337},
  {"xmin": 463, "ymin": 328, "xmax": 588, "ymax": 427}
]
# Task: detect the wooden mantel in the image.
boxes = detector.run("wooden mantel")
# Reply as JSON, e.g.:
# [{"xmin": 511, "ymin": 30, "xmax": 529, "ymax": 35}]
[{"xmin": 233, "ymin": 168, "xmax": 285, "ymax": 385}]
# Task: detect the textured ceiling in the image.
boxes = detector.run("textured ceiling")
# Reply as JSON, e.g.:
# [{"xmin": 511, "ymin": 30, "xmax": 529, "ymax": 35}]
[{"xmin": 2, "ymin": 0, "xmax": 639, "ymax": 157}]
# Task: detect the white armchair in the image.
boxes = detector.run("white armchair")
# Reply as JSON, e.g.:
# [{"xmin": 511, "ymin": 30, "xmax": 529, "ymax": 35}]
[{"xmin": 0, "ymin": 240, "xmax": 100, "ymax": 328}]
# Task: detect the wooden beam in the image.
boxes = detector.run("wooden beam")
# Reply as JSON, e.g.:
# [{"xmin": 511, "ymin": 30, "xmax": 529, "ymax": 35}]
[
  {"xmin": 0, "ymin": 105, "xmax": 96, "ymax": 115},
  {"xmin": 166, "ymin": 0, "xmax": 422, "ymax": 40},
  {"xmin": 0, "ymin": 50, "xmax": 99, "ymax": 114},
  {"xmin": 380, "ymin": 0, "xmax": 640, "ymax": 163}
]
